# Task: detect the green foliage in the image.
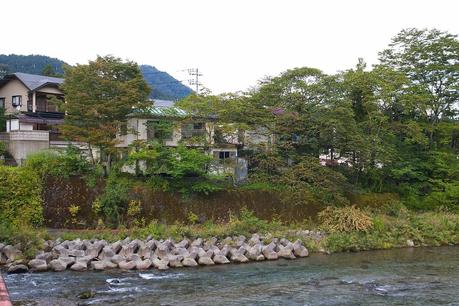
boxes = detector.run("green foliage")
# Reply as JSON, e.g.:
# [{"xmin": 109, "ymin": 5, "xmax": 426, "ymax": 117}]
[
  {"xmin": 324, "ymin": 211, "xmax": 459, "ymax": 253},
  {"xmin": 59, "ymin": 55, "xmax": 150, "ymax": 173},
  {"xmin": 190, "ymin": 180, "xmax": 223, "ymax": 195},
  {"xmin": 97, "ymin": 174, "xmax": 133, "ymax": 227},
  {"xmin": 318, "ymin": 206, "xmax": 373, "ymax": 233},
  {"xmin": 0, "ymin": 165, "xmax": 43, "ymax": 227},
  {"xmin": 279, "ymin": 157, "xmax": 350, "ymax": 206},
  {"xmin": 0, "ymin": 222, "xmax": 49, "ymax": 259},
  {"xmin": 24, "ymin": 146, "xmax": 101, "ymax": 187}
]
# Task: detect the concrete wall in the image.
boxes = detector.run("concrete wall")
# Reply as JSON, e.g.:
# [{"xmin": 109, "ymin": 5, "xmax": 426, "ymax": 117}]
[
  {"xmin": 7, "ymin": 130, "xmax": 50, "ymax": 165},
  {"xmin": 0, "ymin": 79, "xmax": 28, "ymax": 113}
]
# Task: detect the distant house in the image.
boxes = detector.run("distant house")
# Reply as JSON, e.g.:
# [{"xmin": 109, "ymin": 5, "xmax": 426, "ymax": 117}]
[
  {"xmin": 117, "ymin": 99, "xmax": 240, "ymax": 175},
  {"xmin": 0, "ymin": 72, "xmax": 64, "ymax": 132},
  {"xmin": 0, "ymin": 73, "xmax": 70, "ymax": 164}
]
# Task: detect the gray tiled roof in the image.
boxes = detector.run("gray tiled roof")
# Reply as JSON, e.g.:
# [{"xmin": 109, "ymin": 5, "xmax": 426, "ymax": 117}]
[{"xmin": 14, "ymin": 72, "xmax": 63, "ymax": 91}]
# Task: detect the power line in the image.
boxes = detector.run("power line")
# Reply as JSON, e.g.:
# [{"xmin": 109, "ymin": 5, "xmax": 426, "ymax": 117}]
[{"xmin": 187, "ymin": 68, "xmax": 202, "ymax": 94}]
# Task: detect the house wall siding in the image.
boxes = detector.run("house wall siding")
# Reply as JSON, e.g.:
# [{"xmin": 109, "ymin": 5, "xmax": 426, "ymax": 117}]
[{"xmin": 0, "ymin": 79, "xmax": 29, "ymax": 113}]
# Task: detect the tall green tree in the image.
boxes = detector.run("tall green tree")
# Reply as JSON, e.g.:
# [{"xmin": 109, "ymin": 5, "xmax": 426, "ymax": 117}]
[
  {"xmin": 59, "ymin": 55, "xmax": 150, "ymax": 174},
  {"xmin": 379, "ymin": 28, "xmax": 459, "ymax": 147}
]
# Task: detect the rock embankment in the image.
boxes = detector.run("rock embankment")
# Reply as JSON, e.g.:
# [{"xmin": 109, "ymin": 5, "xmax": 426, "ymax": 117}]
[{"xmin": 0, "ymin": 233, "xmax": 313, "ymax": 273}]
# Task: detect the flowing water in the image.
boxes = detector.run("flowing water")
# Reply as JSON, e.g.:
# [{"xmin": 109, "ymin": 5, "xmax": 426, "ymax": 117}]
[{"xmin": 4, "ymin": 246, "xmax": 459, "ymax": 305}]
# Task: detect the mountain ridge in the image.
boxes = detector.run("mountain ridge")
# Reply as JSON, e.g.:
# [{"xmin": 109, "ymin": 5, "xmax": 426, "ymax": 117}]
[{"xmin": 0, "ymin": 54, "xmax": 192, "ymax": 101}]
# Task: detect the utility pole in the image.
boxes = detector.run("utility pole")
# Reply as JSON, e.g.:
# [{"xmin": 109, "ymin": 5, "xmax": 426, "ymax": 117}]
[{"xmin": 187, "ymin": 68, "xmax": 202, "ymax": 94}]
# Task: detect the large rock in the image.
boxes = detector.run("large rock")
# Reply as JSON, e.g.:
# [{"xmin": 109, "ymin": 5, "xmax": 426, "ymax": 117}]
[
  {"xmin": 0, "ymin": 252, "xmax": 8, "ymax": 265},
  {"xmin": 110, "ymin": 254, "xmax": 125, "ymax": 264},
  {"xmin": 59, "ymin": 256, "xmax": 76, "ymax": 267},
  {"xmin": 293, "ymin": 240, "xmax": 309, "ymax": 257},
  {"xmin": 152, "ymin": 258, "xmax": 169, "ymax": 270},
  {"xmin": 203, "ymin": 237, "xmax": 217, "ymax": 251},
  {"xmin": 90, "ymin": 261, "xmax": 106, "ymax": 271},
  {"xmin": 70, "ymin": 261, "xmax": 87, "ymax": 271},
  {"xmin": 174, "ymin": 239, "xmax": 190, "ymax": 249},
  {"xmin": 8, "ymin": 264, "xmax": 28, "ymax": 274},
  {"xmin": 230, "ymin": 253, "xmax": 249, "ymax": 263},
  {"xmin": 182, "ymin": 257, "xmax": 198, "ymax": 267},
  {"xmin": 198, "ymin": 256, "xmax": 214, "ymax": 266},
  {"xmin": 3, "ymin": 245, "xmax": 21, "ymax": 262},
  {"xmin": 52, "ymin": 245, "xmax": 69, "ymax": 258},
  {"xmin": 248, "ymin": 234, "xmax": 261, "ymax": 246},
  {"xmin": 213, "ymin": 255, "xmax": 230, "ymax": 264},
  {"xmin": 28, "ymin": 259, "xmax": 48, "ymax": 272},
  {"xmin": 103, "ymin": 260, "xmax": 118, "ymax": 269},
  {"xmin": 191, "ymin": 238, "xmax": 203, "ymax": 248},
  {"xmin": 35, "ymin": 252, "xmax": 53, "ymax": 263},
  {"xmin": 277, "ymin": 247, "xmax": 296, "ymax": 259},
  {"xmin": 99, "ymin": 246, "xmax": 116, "ymax": 260},
  {"xmin": 246, "ymin": 245, "xmax": 262, "ymax": 261},
  {"xmin": 215, "ymin": 245, "xmax": 230, "ymax": 258},
  {"xmin": 264, "ymin": 251, "xmax": 278, "ymax": 260},
  {"xmin": 255, "ymin": 254, "xmax": 265, "ymax": 261},
  {"xmin": 68, "ymin": 249, "xmax": 85, "ymax": 257},
  {"xmin": 154, "ymin": 244, "xmax": 169, "ymax": 259},
  {"xmin": 85, "ymin": 243, "xmax": 103, "ymax": 259},
  {"xmin": 168, "ymin": 255, "xmax": 184, "ymax": 268},
  {"xmin": 111, "ymin": 241, "xmax": 122, "ymax": 253},
  {"xmin": 136, "ymin": 259, "xmax": 152, "ymax": 270},
  {"xmin": 118, "ymin": 260, "xmax": 136, "ymax": 270},
  {"xmin": 139, "ymin": 246, "xmax": 152, "ymax": 259},
  {"xmin": 49, "ymin": 259, "xmax": 67, "ymax": 272}
]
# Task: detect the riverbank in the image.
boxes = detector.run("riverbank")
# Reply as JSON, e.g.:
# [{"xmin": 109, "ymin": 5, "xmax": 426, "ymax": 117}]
[{"xmin": 1, "ymin": 208, "xmax": 458, "ymax": 274}]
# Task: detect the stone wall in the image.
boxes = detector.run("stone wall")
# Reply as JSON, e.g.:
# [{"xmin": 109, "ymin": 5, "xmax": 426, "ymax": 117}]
[{"xmin": 43, "ymin": 176, "xmax": 321, "ymax": 228}]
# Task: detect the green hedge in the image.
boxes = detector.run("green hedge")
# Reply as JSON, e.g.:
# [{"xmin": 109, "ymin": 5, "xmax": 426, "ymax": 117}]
[{"xmin": 0, "ymin": 165, "xmax": 43, "ymax": 227}]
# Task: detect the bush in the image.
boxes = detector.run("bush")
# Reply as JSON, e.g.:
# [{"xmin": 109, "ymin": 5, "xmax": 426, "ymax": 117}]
[
  {"xmin": 0, "ymin": 165, "xmax": 43, "ymax": 227},
  {"xmin": 318, "ymin": 205, "xmax": 373, "ymax": 233},
  {"xmin": 279, "ymin": 157, "xmax": 350, "ymax": 206},
  {"xmin": 98, "ymin": 174, "xmax": 132, "ymax": 227},
  {"xmin": 0, "ymin": 222, "xmax": 49, "ymax": 259},
  {"xmin": 25, "ymin": 146, "xmax": 100, "ymax": 184}
]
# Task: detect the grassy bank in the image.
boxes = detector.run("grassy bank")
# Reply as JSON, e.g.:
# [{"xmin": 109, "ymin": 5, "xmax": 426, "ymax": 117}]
[{"xmin": 3, "ymin": 207, "xmax": 458, "ymax": 259}]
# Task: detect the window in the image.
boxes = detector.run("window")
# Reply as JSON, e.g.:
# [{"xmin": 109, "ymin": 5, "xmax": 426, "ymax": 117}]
[
  {"xmin": 12, "ymin": 95, "xmax": 22, "ymax": 107},
  {"xmin": 0, "ymin": 97, "xmax": 5, "ymax": 109},
  {"xmin": 219, "ymin": 151, "xmax": 230, "ymax": 159},
  {"xmin": 181, "ymin": 122, "xmax": 205, "ymax": 139},
  {"xmin": 193, "ymin": 123, "xmax": 204, "ymax": 130}
]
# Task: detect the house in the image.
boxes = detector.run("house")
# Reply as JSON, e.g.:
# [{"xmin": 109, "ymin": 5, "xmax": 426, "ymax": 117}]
[
  {"xmin": 0, "ymin": 73, "xmax": 72, "ymax": 164},
  {"xmin": 117, "ymin": 99, "xmax": 240, "ymax": 175}
]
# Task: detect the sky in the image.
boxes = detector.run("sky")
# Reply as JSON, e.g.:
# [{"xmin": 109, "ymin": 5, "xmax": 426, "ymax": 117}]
[{"xmin": 2, "ymin": 0, "xmax": 459, "ymax": 94}]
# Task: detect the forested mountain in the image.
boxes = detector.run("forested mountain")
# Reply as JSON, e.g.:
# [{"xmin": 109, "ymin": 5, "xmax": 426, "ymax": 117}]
[
  {"xmin": 0, "ymin": 54, "xmax": 66, "ymax": 77},
  {"xmin": 0, "ymin": 54, "xmax": 192, "ymax": 100},
  {"xmin": 140, "ymin": 65, "xmax": 192, "ymax": 100}
]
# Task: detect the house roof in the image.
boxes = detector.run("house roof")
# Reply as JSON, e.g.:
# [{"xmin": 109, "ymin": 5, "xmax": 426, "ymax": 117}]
[
  {"xmin": 0, "ymin": 72, "xmax": 63, "ymax": 91},
  {"xmin": 130, "ymin": 99, "xmax": 188, "ymax": 118}
]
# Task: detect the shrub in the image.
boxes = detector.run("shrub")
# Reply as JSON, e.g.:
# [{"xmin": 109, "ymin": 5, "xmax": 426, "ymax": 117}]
[
  {"xmin": 318, "ymin": 205, "xmax": 373, "ymax": 233},
  {"xmin": 98, "ymin": 174, "xmax": 132, "ymax": 227},
  {"xmin": 0, "ymin": 165, "xmax": 43, "ymax": 227},
  {"xmin": 0, "ymin": 222, "xmax": 49, "ymax": 259},
  {"xmin": 279, "ymin": 157, "xmax": 350, "ymax": 206},
  {"xmin": 24, "ymin": 146, "xmax": 100, "ymax": 185}
]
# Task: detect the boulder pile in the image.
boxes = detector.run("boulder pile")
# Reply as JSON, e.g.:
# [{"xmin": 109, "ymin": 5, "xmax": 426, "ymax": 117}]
[{"xmin": 0, "ymin": 234, "xmax": 311, "ymax": 273}]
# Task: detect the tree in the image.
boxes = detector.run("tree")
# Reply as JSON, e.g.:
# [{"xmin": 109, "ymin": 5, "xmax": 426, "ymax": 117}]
[
  {"xmin": 379, "ymin": 28, "xmax": 459, "ymax": 147},
  {"xmin": 0, "ymin": 64, "xmax": 8, "ymax": 79},
  {"xmin": 41, "ymin": 64, "xmax": 61, "ymax": 77},
  {"xmin": 59, "ymin": 55, "xmax": 150, "ymax": 174}
]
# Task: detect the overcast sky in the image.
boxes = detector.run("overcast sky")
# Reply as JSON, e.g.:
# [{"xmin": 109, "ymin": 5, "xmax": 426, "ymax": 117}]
[{"xmin": 3, "ymin": 0, "xmax": 459, "ymax": 94}]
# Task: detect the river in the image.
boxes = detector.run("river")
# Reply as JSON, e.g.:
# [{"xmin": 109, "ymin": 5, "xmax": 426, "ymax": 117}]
[{"xmin": 4, "ymin": 246, "xmax": 459, "ymax": 305}]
